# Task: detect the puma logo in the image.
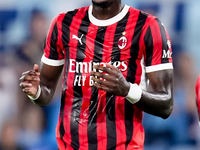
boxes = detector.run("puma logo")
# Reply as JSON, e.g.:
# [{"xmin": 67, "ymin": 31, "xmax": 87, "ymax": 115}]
[{"xmin": 72, "ymin": 34, "xmax": 84, "ymax": 45}]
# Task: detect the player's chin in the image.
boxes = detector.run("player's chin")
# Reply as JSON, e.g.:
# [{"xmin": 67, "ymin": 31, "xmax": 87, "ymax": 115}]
[
  {"xmin": 92, "ymin": 0, "xmax": 109, "ymax": 5},
  {"xmin": 92, "ymin": 0, "xmax": 107, "ymax": 2}
]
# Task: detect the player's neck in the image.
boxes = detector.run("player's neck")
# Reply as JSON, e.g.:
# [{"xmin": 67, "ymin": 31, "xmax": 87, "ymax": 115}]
[{"xmin": 92, "ymin": 1, "xmax": 124, "ymax": 20}]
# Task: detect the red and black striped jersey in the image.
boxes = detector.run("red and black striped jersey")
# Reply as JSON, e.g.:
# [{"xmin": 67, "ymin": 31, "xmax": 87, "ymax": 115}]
[
  {"xmin": 196, "ymin": 75, "xmax": 200, "ymax": 126},
  {"xmin": 42, "ymin": 5, "xmax": 173, "ymax": 150}
]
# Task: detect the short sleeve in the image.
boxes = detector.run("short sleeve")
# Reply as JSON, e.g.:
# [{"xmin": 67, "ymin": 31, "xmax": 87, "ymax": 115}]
[
  {"xmin": 42, "ymin": 14, "xmax": 65, "ymax": 66},
  {"xmin": 144, "ymin": 17, "xmax": 173, "ymax": 73}
]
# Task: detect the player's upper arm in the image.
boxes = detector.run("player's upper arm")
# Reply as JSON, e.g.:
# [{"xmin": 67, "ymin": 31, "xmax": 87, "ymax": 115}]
[{"xmin": 141, "ymin": 69, "xmax": 174, "ymax": 119}]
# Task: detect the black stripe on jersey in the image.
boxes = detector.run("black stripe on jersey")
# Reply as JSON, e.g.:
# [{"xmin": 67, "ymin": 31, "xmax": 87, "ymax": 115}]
[
  {"xmin": 106, "ymin": 12, "xmax": 129, "ymax": 150},
  {"xmin": 105, "ymin": 93, "xmax": 116, "ymax": 150},
  {"xmin": 49, "ymin": 23, "xmax": 59, "ymax": 60},
  {"xmin": 93, "ymin": 26, "xmax": 107, "ymax": 62},
  {"xmin": 87, "ymin": 26, "xmax": 106, "ymax": 150},
  {"xmin": 60, "ymin": 10, "xmax": 78, "ymax": 149},
  {"xmin": 111, "ymin": 11, "xmax": 129, "ymax": 62},
  {"xmin": 144, "ymin": 26, "xmax": 153, "ymax": 66},
  {"xmin": 125, "ymin": 11, "xmax": 147, "ymax": 147},
  {"xmin": 113, "ymin": 12, "xmax": 136, "ymax": 149},
  {"xmin": 60, "ymin": 92, "xmax": 67, "ymax": 146},
  {"xmin": 87, "ymin": 86, "xmax": 98, "ymax": 150},
  {"xmin": 42, "ymin": 38, "xmax": 46, "ymax": 51},
  {"xmin": 127, "ymin": 11, "xmax": 148, "ymax": 83},
  {"xmin": 156, "ymin": 18, "xmax": 169, "ymax": 63},
  {"xmin": 62, "ymin": 9, "xmax": 78, "ymax": 89},
  {"xmin": 124, "ymin": 102, "xmax": 135, "ymax": 148},
  {"xmin": 71, "ymin": 11, "xmax": 90, "ymax": 150}
]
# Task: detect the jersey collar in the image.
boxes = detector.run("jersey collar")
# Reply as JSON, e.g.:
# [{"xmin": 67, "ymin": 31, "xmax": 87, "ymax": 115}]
[{"xmin": 88, "ymin": 5, "xmax": 130, "ymax": 26}]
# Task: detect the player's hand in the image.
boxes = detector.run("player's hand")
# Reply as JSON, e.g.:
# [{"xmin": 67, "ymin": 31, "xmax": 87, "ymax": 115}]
[
  {"xmin": 90, "ymin": 63, "xmax": 130, "ymax": 97},
  {"xmin": 19, "ymin": 64, "xmax": 40, "ymax": 96}
]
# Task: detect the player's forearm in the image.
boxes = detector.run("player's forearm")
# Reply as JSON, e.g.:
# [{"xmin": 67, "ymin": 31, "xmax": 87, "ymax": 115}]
[
  {"xmin": 30, "ymin": 81, "xmax": 56, "ymax": 107},
  {"xmin": 30, "ymin": 63, "xmax": 63, "ymax": 106},
  {"xmin": 35, "ymin": 87, "xmax": 54, "ymax": 106},
  {"xmin": 136, "ymin": 86, "xmax": 173, "ymax": 119}
]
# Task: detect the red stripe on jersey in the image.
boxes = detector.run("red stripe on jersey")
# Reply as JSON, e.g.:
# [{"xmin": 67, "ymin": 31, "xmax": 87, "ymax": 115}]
[
  {"xmin": 148, "ymin": 17, "xmax": 163, "ymax": 66},
  {"xmin": 102, "ymin": 25, "xmax": 116, "ymax": 62},
  {"xmin": 121, "ymin": 8, "xmax": 144, "ymax": 150},
  {"xmin": 78, "ymin": 23, "xmax": 97, "ymax": 150},
  {"xmin": 78, "ymin": 89, "xmax": 90, "ymax": 150},
  {"xmin": 196, "ymin": 75, "xmax": 200, "ymax": 121},
  {"xmin": 96, "ymin": 90, "xmax": 107, "ymax": 149},
  {"xmin": 56, "ymin": 117, "xmax": 66, "ymax": 150},
  {"xmin": 44, "ymin": 16, "xmax": 57, "ymax": 58},
  {"xmin": 57, "ymin": 13, "xmax": 66, "ymax": 98},
  {"xmin": 119, "ymin": 8, "xmax": 143, "ymax": 149},
  {"xmin": 135, "ymin": 13, "xmax": 150, "ymax": 85},
  {"xmin": 138, "ymin": 16, "xmax": 148, "ymax": 64},
  {"xmin": 44, "ymin": 13, "xmax": 65, "ymax": 60},
  {"xmin": 96, "ymin": 25, "xmax": 117, "ymax": 150},
  {"xmin": 126, "ymin": 105, "xmax": 144, "ymax": 150},
  {"xmin": 133, "ymin": 16, "xmax": 144, "ymax": 85},
  {"xmin": 114, "ymin": 10, "xmax": 135, "ymax": 150},
  {"xmin": 56, "ymin": 13, "xmax": 65, "ymax": 60},
  {"xmin": 62, "ymin": 10, "xmax": 87, "ymax": 149},
  {"xmin": 79, "ymin": 87, "xmax": 90, "ymax": 150},
  {"xmin": 115, "ymin": 96, "xmax": 126, "ymax": 150},
  {"xmin": 55, "ymin": 14, "xmax": 68, "ymax": 150}
]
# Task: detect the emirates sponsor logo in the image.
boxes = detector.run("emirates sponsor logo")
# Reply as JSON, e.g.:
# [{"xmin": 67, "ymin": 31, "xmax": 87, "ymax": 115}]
[
  {"xmin": 162, "ymin": 40, "xmax": 172, "ymax": 58},
  {"xmin": 69, "ymin": 59, "xmax": 128, "ymax": 86},
  {"xmin": 162, "ymin": 50, "xmax": 172, "ymax": 58},
  {"xmin": 69, "ymin": 59, "xmax": 128, "ymax": 73},
  {"xmin": 167, "ymin": 40, "xmax": 171, "ymax": 49}
]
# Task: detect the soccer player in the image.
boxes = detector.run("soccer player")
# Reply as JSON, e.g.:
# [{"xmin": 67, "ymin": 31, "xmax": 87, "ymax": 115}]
[
  {"xmin": 19, "ymin": 0, "xmax": 173, "ymax": 149},
  {"xmin": 196, "ymin": 75, "xmax": 200, "ymax": 126}
]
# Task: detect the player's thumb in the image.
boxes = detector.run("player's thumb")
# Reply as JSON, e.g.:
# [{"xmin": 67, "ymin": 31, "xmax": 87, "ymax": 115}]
[{"xmin": 33, "ymin": 64, "xmax": 39, "ymax": 72}]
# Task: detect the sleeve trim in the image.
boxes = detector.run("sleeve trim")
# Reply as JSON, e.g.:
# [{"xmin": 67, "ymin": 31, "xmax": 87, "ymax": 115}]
[
  {"xmin": 145, "ymin": 63, "xmax": 173, "ymax": 73},
  {"xmin": 41, "ymin": 54, "xmax": 64, "ymax": 66}
]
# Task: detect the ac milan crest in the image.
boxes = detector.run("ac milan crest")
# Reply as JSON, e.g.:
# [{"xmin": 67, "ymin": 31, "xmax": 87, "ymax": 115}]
[{"xmin": 118, "ymin": 36, "xmax": 127, "ymax": 49}]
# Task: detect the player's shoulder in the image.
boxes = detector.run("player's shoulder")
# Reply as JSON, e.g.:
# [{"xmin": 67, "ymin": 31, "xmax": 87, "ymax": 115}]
[
  {"xmin": 76, "ymin": 5, "xmax": 90, "ymax": 13},
  {"xmin": 128, "ymin": 6, "xmax": 157, "ymax": 21},
  {"xmin": 54, "ymin": 6, "xmax": 89, "ymax": 21}
]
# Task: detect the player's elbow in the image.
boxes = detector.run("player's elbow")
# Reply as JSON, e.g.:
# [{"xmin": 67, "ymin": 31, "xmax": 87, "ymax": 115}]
[
  {"xmin": 161, "ymin": 104, "xmax": 173, "ymax": 119},
  {"xmin": 160, "ymin": 89, "xmax": 174, "ymax": 119},
  {"xmin": 161, "ymin": 96, "xmax": 173, "ymax": 119}
]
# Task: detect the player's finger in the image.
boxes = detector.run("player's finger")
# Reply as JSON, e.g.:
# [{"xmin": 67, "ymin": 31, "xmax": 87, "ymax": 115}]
[
  {"xmin": 22, "ymin": 88, "xmax": 33, "ymax": 95},
  {"xmin": 19, "ymin": 82, "xmax": 32, "ymax": 88},
  {"xmin": 91, "ymin": 76, "xmax": 115, "ymax": 88},
  {"xmin": 93, "ymin": 82, "xmax": 113, "ymax": 92},
  {"xmin": 22, "ymin": 70, "xmax": 40, "ymax": 76},
  {"xmin": 33, "ymin": 64, "xmax": 39, "ymax": 72},
  {"xmin": 90, "ymin": 71, "xmax": 116, "ymax": 83},
  {"xmin": 105, "ymin": 63, "xmax": 120, "ymax": 72},
  {"xmin": 94, "ymin": 65, "xmax": 118, "ymax": 76},
  {"xmin": 19, "ymin": 75, "xmax": 39, "ymax": 82}
]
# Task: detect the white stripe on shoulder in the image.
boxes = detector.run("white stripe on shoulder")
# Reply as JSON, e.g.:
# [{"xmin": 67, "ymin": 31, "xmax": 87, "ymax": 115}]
[
  {"xmin": 145, "ymin": 63, "xmax": 173, "ymax": 73},
  {"xmin": 41, "ymin": 55, "xmax": 64, "ymax": 66}
]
